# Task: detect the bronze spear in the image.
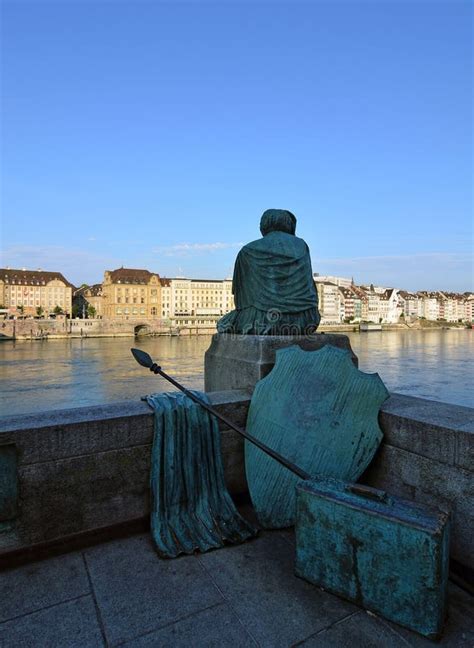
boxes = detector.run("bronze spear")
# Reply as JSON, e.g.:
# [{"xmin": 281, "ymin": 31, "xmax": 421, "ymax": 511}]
[{"xmin": 131, "ymin": 347, "xmax": 310, "ymax": 480}]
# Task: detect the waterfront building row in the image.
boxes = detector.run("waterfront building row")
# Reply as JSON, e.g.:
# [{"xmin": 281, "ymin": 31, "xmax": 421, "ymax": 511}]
[
  {"xmin": 2, "ymin": 266, "xmax": 472, "ymax": 326},
  {"xmin": 314, "ymin": 275, "xmax": 474, "ymax": 325},
  {"xmin": 73, "ymin": 267, "xmax": 235, "ymax": 325}
]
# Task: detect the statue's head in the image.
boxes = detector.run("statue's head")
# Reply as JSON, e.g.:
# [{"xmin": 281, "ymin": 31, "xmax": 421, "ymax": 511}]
[{"xmin": 260, "ymin": 209, "xmax": 297, "ymax": 236}]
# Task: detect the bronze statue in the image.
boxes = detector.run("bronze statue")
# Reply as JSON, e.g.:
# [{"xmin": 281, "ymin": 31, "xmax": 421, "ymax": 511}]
[{"xmin": 217, "ymin": 209, "xmax": 320, "ymax": 335}]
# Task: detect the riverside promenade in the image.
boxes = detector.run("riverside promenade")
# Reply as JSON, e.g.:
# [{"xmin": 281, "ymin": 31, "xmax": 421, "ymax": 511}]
[
  {"xmin": 1, "ymin": 508, "xmax": 473, "ymax": 648},
  {"xmin": 0, "ymin": 388, "xmax": 473, "ymax": 646}
]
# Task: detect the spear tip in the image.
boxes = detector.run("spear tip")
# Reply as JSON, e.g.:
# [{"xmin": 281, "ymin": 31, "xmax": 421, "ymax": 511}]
[{"xmin": 131, "ymin": 348, "xmax": 154, "ymax": 368}]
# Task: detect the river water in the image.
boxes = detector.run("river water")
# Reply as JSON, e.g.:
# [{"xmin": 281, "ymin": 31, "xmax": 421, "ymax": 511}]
[{"xmin": 0, "ymin": 330, "xmax": 472, "ymax": 416}]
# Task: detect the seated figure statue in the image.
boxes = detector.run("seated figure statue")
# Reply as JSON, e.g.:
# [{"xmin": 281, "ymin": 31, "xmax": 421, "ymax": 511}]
[{"xmin": 217, "ymin": 209, "xmax": 321, "ymax": 335}]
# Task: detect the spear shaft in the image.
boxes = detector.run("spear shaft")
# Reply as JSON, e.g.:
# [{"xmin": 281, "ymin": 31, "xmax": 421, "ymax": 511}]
[{"xmin": 131, "ymin": 348, "xmax": 310, "ymax": 480}]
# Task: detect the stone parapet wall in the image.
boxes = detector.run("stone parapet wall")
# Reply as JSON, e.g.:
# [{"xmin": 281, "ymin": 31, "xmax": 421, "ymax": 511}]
[
  {"xmin": 0, "ymin": 392, "xmax": 472, "ymax": 570},
  {"xmin": 0, "ymin": 318, "xmax": 216, "ymax": 339}
]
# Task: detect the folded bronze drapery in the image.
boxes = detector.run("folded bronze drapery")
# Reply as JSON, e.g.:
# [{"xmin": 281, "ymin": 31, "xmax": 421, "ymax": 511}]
[{"xmin": 146, "ymin": 391, "xmax": 258, "ymax": 558}]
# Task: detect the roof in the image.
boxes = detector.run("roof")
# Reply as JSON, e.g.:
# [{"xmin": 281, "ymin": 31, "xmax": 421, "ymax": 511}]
[
  {"xmin": 338, "ymin": 286, "xmax": 361, "ymax": 299},
  {"xmin": 106, "ymin": 268, "xmax": 160, "ymax": 285},
  {"xmin": 74, "ymin": 283, "xmax": 102, "ymax": 297},
  {"xmin": 0, "ymin": 268, "xmax": 74, "ymax": 288},
  {"xmin": 160, "ymin": 278, "xmax": 232, "ymax": 286}
]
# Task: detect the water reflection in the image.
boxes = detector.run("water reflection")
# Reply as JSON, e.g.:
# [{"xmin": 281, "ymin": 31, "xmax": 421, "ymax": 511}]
[{"xmin": 0, "ymin": 330, "xmax": 472, "ymax": 417}]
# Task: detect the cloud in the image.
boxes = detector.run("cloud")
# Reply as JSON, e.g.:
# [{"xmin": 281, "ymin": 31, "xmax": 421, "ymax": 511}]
[{"xmin": 153, "ymin": 242, "xmax": 244, "ymax": 257}]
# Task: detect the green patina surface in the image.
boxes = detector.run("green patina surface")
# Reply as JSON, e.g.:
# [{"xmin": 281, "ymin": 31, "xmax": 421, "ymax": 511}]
[
  {"xmin": 295, "ymin": 476, "xmax": 450, "ymax": 639},
  {"xmin": 217, "ymin": 209, "xmax": 320, "ymax": 335},
  {"xmin": 245, "ymin": 345, "xmax": 389, "ymax": 528},
  {"xmin": 146, "ymin": 391, "xmax": 257, "ymax": 558},
  {"xmin": 0, "ymin": 444, "xmax": 17, "ymax": 525}
]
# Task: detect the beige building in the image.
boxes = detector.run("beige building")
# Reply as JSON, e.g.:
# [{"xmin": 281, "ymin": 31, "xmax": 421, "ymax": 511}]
[
  {"xmin": 101, "ymin": 268, "xmax": 162, "ymax": 319},
  {"xmin": 313, "ymin": 279, "xmax": 341, "ymax": 324},
  {"xmin": 0, "ymin": 268, "xmax": 74, "ymax": 317},
  {"xmin": 160, "ymin": 278, "xmax": 234, "ymax": 320}
]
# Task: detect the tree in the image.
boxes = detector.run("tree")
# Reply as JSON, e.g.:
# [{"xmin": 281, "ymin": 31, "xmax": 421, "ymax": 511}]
[
  {"xmin": 53, "ymin": 305, "xmax": 63, "ymax": 315},
  {"xmin": 72, "ymin": 304, "xmax": 80, "ymax": 318},
  {"xmin": 36, "ymin": 306, "xmax": 44, "ymax": 318},
  {"xmin": 17, "ymin": 304, "xmax": 25, "ymax": 316},
  {"xmin": 87, "ymin": 305, "xmax": 97, "ymax": 319}
]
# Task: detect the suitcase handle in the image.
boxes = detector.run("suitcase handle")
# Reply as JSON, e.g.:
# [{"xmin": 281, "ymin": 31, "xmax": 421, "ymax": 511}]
[{"xmin": 347, "ymin": 484, "xmax": 387, "ymax": 503}]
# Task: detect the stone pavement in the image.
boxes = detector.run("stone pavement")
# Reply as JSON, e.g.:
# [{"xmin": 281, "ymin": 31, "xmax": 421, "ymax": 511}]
[{"xmin": 0, "ymin": 527, "xmax": 473, "ymax": 647}]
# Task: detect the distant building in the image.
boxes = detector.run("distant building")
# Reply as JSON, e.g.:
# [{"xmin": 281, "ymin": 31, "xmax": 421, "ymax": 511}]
[
  {"xmin": 0, "ymin": 268, "xmax": 74, "ymax": 317},
  {"xmin": 160, "ymin": 278, "xmax": 234, "ymax": 320},
  {"xmin": 398, "ymin": 291, "xmax": 419, "ymax": 320},
  {"xmin": 102, "ymin": 268, "xmax": 162, "ymax": 319},
  {"xmin": 97, "ymin": 269, "xmax": 235, "ymax": 324},
  {"xmin": 417, "ymin": 291, "xmax": 441, "ymax": 320},
  {"xmin": 316, "ymin": 282, "xmax": 341, "ymax": 324},
  {"xmin": 338, "ymin": 286, "xmax": 363, "ymax": 322},
  {"xmin": 314, "ymin": 274, "xmax": 353, "ymax": 288},
  {"xmin": 73, "ymin": 284, "xmax": 103, "ymax": 318}
]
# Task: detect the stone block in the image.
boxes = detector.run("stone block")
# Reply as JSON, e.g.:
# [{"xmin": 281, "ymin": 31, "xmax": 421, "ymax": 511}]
[
  {"xmin": 17, "ymin": 445, "xmax": 152, "ymax": 544},
  {"xmin": 83, "ymin": 533, "xmax": 222, "ymax": 646},
  {"xmin": 119, "ymin": 603, "xmax": 256, "ymax": 647},
  {"xmin": 198, "ymin": 531, "xmax": 356, "ymax": 647},
  {"xmin": 204, "ymin": 333, "xmax": 358, "ymax": 392},
  {"xmin": 0, "ymin": 596, "xmax": 104, "ymax": 648},
  {"xmin": 0, "ymin": 444, "xmax": 17, "ymax": 522},
  {"xmin": 299, "ymin": 611, "xmax": 408, "ymax": 647},
  {"xmin": 0, "ymin": 401, "xmax": 154, "ymax": 464},
  {"xmin": 0, "ymin": 551, "xmax": 90, "ymax": 623},
  {"xmin": 379, "ymin": 393, "xmax": 474, "ymax": 472}
]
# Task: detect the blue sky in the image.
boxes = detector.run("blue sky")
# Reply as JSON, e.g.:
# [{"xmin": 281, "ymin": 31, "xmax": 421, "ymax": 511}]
[{"xmin": 1, "ymin": 0, "xmax": 472, "ymax": 291}]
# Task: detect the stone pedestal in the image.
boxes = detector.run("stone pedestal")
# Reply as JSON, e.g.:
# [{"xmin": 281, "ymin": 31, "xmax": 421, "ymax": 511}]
[{"xmin": 204, "ymin": 333, "xmax": 358, "ymax": 393}]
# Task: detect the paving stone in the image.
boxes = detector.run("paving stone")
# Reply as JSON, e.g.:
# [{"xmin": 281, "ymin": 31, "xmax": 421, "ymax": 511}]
[
  {"xmin": 84, "ymin": 533, "xmax": 223, "ymax": 646},
  {"xmin": 298, "ymin": 611, "xmax": 411, "ymax": 647},
  {"xmin": 120, "ymin": 602, "xmax": 257, "ymax": 647},
  {"xmin": 380, "ymin": 584, "xmax": 474, "ymax": 647},
  {"xmin": 0, "ymin": 551, "xmax": 89, "ymax": 623},
  {"xmin": 199, "ymin": 531, "xmax": 357, "ymax": 647},
  {"xmin": 0, "ymin": 595, "xmax": 104, "ymax": 648}
]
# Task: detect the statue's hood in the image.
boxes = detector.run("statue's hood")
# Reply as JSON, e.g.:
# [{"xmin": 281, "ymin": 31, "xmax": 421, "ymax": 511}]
[{"xmin": 260, "ymin": 209, "xmax": 296, "ymax": 236}]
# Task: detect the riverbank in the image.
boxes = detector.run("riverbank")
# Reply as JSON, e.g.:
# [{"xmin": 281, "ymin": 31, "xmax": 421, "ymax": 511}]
[{"xmin": 0, "ymin": 318, "xmax": 470, "ymax": 341}]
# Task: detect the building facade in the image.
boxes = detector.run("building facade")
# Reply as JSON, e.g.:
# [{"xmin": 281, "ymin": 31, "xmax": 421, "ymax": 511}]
[
  {"xmin": 101, "ymin": 268, "xmax": 162, "ymax": 320},
  {"xmin": 160, "ymin": 278, "xmax": 234, "ymax": 320},
  {"xmin": 0, "ymin": 268, "xmax": 74, "ymax": 317},
  {"xmin": 314, "ymin": 280, "xmax": 341, "ymax": 324},
  {"xmin": 73, "ymin": 284, "xmax": 103, "ymax": 318}
]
